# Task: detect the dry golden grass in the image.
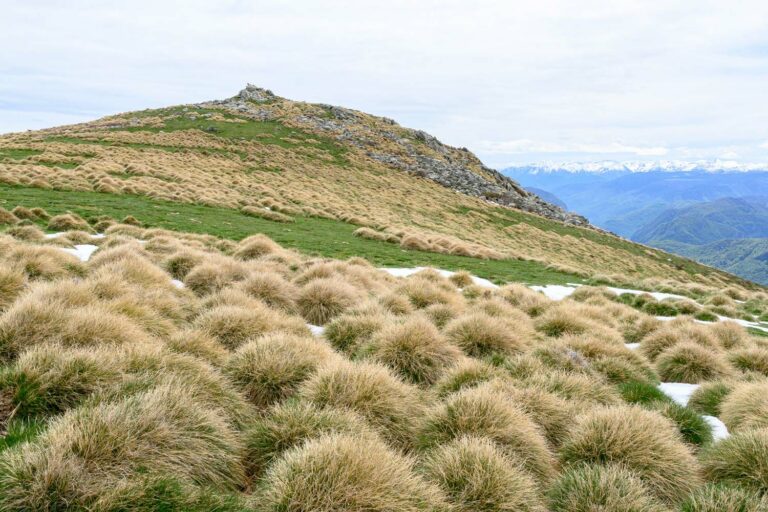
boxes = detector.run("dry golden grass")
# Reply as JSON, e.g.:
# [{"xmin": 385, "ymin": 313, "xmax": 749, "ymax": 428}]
[
  {"xmin": 359, "ymin": 316, "xmax": 461, "ymax": 385},
  {"xmin": 720, "ymin": 382, "xmax": 768, "ymax": 433},
  {"xmin": 560, "ymin": 405, "xmax": 701, "ymax": 504},
  {"xmin": 444, "ymin": 311, "xmax": 530, "ymax": 358},
  {"xmin": 254, "ymin": 433, "xmax": 449, "ymax": 511},
  {"xmin": 548, "ymin": 463, "xmax": 666, "ymax": 512},
  {"xmin": 0, "ymin": 218, "xmax": 765, "ymax": 508},
  {"xmin": 700, "ymin": 428, "xmax": 768, "ymax": 494},
  {"xmin": 224, "ymin": 333, "xmax": 337, "ymax": 408},
  {"xmin": 299, "ymin": 360, "xmax": 424, "ymax": 449},
  {"xmin": 423, "ymin": 436, "xmax": 546, "ymax": 512},
  {"xmin": 655, "ymin": 342, "xmax": 734, "ymax": 384},
  {"xmin": 418, "ymin": 383, "xmax": 557, "ymax": 485}
]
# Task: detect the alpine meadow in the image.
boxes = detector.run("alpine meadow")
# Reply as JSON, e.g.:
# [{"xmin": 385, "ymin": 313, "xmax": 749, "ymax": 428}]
[{"xmin": 2, "ymin": 2, "xmax": 768, "ymax": 510}]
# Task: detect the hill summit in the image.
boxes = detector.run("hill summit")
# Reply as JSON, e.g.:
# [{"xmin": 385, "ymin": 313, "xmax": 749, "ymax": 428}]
[{"xmin": 0, "ymin": 84, "xmax": 757, "ymax": 288}]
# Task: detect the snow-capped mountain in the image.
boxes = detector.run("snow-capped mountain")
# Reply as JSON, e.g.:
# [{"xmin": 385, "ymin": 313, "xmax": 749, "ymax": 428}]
[{"xmin": 505, "ymin": 160, "xmax": 768, "ymax": 174}]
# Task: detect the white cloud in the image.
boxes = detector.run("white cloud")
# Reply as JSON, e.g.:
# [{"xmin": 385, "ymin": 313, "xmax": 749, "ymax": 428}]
[
  {"xmin": 1, "ymin": 1, "xmax": 767, "ymax": 166},
  {"xmin": 760, "ymin": 141, "xmax": 768, "ymax": 149}
]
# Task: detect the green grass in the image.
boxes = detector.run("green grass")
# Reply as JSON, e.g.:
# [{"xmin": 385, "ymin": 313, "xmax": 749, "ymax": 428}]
[
  {"xmin": 0, "ymin": 184, "xmax": 583, "ymax": 285},
  {"xmin": 0, "ymin": 148, "xmax": 43, "ymax": 160},
  {"xmin": 118, "ymin": 107, "xmax": 348, "ymax": 165}
]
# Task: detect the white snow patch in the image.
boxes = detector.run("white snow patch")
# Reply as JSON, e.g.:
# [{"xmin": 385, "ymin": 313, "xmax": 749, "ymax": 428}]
[
  {"xmin": 604, "ymin": 286, "xmax": 685, "ymax": 302},
  {"xmin": 308, "ymin": 324, "xmax": 325, "ymax": 337},
  {"xmin": 703, "ymin": 415, "xmax": 730, "ymax": 441},
  {"xmin": 46, "ymin": 232, "xmax": 106, "ymax": 240},
  {"xmin": 530, "ymin": 284, "xmax": 578, "ymax": 301},
  {"xmin": 716, "ymin": 315, "xmax": 768, "ymax": 333},
  {"xmin": 378, "ymin": 267, "xmax": 498, "ymax": 289},
  {"xmin": 61, "ymin": 244, "xmax": 99, "ymax": 262},
  {"xmin": 658, "ymin": 382, "xmax": 700, "ymax": 406},
  {"xmin": 624, "ymin": 343, "xmax": 641, "ymax": 350},
  {"xmin": 171, "ymin": 279, "xmax": 185, "ymax": 289}
]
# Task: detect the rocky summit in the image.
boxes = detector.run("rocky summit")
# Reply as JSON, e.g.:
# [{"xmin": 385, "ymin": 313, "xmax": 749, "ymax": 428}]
[{"xmin": 212, "ymin": 85, "xmax": 587, "ymax": 226}]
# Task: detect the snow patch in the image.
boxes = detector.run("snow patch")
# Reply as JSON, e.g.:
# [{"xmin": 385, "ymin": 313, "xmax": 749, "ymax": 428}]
[
  {"xmin": 378, "ymin": 267, "xmax": 498, "ymax": 289},
  {"xmin": 61, "ymin": 244, "xmax": 99, "ymax": 262},
  {"xmin": 703, "ymin": 415, "xmax": 730, "ymax": 441},
  {"xmin": 624, "ymin": 343, "xmax": 640, "ymax": 350},
  {"xmin": 308, "ymin": 324, "xmax": 325, "ymax": 337},
  {"xmin": 171, "ymin": 279, "xmax": 185, "ymax": 289},
  {"xmin": 529, "ymin": 284, "xmax": 578, "ymax": 301},
  {"xmin": 658, "ymin": 382, "xmax": 700, "ymax": 406}
]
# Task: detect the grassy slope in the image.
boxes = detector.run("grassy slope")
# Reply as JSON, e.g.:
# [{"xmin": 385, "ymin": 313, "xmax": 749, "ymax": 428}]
[{"xmin": 0, "ymin": 184, "xmax": 581, "ymax": 285}]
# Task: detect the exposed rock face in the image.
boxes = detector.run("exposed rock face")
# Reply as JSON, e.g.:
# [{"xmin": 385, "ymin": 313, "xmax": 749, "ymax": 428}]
[{"xmin": 212, "ymin": 85, "xmax": 590, "ymax": 227}]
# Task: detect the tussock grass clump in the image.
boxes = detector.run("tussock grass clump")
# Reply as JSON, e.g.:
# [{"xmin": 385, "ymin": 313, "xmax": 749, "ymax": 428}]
[
  {"xmin": 232, "ymin": 233, "xmax": 282, "ymax": 260},
  {"xmin": 224, "ymin": 333, "xmax": 336, "ymax": 409},
  {"xmin": 0, "ymin": 344, "xmax": 123, "ymax": 420},
  {"xmin": 422, "ymin": 436, "xmax": 545, "ymax": 512},
  {"xmin": 655, "ymin": 342, "xmax": 734, "ymax": 383},
  {"xmin": 163, "ymin": 249, "xmax": 206, "ymax": 279},
  {"xmin": 0, "ymin": 385, "xmax": 244, "ymax": 511},
  {"xmin": 548, "ymin": 463, "xmax": 666, "ymax": 512},
  {"xmin": 488, "ymin": 380, "xmax": 574, "ymax": 448},
  {"xmin": 620, "ymin": 314, "xmax": 661, "ymax": 343},
  {"xmin": 10, "ymin": 206, "xmax": 38, "ymax": 221},
  {"xmin": 729, "ymin": 346, "xmax": 768, "ymax": 376},
  {"xmin": 243, "ymin": 401, "xmax": 375, "ymax": 479},
  {"xmin": 422, "ymin": 303, "xmax": 460, "ymax": 328},
  {"xmin": 0, "ymin": 268, "xmax": 25, "ymax": 311},
  {"xmin": 194, "ymin": 303, "xmax": 308, "ymax": 350},
  {"xmin": 165, "ymin": 328, "xmax": 229, "ymax": 366},
  {"xmin": 534, "ymin": 304, "xmax": 595, "ymax": 337},
  {"xmin": 378, "ymin": 291, "xmax": 414, "ymax": 315},
  {"xmin": 297, "ymin": 277, "xmax": 361, "ymax": 325},
  {"xmin": 4, "ymin": 224, "xmax": 46, "ymax": 242},
  {"xmin": 559, "ymin": 405, "xmax": 701, "ymax": 503},
  {"xmin": 183, "ymin": 259, "xmax": 249, "ymax": 296},
  {"xmin": 47, "ymin": 212, "xmax": 91, "ymax": 232},
  {"xmin": 4, "ymin": 245, "xmax": 85, "ymax": 281},
  {"xmin": 497, "ymin": 283, "xmax": 551, "ymax": 316},
  {"xmin": 680, "ymin": 483, "xmax": 768, "ymax": 512},
  {"xmin": 300, "ymin": 361, "xmax": 424, "ymax": 449},
  {"xmin": 444, "ymin": 312, "xmax": 528, "ymax": 358},
  {"xmin": 710, "ymin": 321, "xmax": 748, "ymax": 349},
  {"xmin": 0, "ymin": 207, "xmax": 19, "ymax": 225},
  {"xmin": 720, "ymin": 382, "xmax": 768, "ymax": 432},
  {"xmin": 433, "ymin": 358, "xmax": 501, "ymax": 397},
  {"xmin": 688, "ymin": 380, "xmax": 734, "ymax": 417},
  {"xmin": 353, "ymin": 226, "xmax": 400, "ymax": 243},
  {"xmin": 241, "ymin": 205, "xmax": 294, "ymax": 223},
  {"xmin": 397, "ymin": 277, "xmax": 463, "ymax": 310},
  {"xmin": 255, "ymin": 433, "xmax": 448, "ymax": 512},
  {"xmin": 523, "ymin": 370, "xmax": 622, "ymax": 406},
  {"xmin": 359, "ymin": 316, "xmax": 461, "ymax": 385},
  {"xmin": 449, "ymin": 271, "xmax": 474, "ymax": 288},
  {"xmin": 324, "ymin": 310, "xmax": 388, "ymax": 354},
  {"xmin": 641, "ymin": 322, "xmax": 717, "ymax": 361},
  {"xmin": 0, "ymin": 300, "xmax": 150, "ymax": 362},
  {"xmin": 418, "ymin": 384, "xmax": 556, "ymax": 484},
  {"xmin": 700, "ymin": 428, "xmax": 768, "ymax": 493},
  {"xmin": 237, "ymin": 271, "xmax": 298, "ymax": 312}
]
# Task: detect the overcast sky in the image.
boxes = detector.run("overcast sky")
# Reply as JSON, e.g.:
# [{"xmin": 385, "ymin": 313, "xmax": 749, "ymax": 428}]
[{"xmin": 2, "ymin": 1, "xmax": 768, "ymax": 168}]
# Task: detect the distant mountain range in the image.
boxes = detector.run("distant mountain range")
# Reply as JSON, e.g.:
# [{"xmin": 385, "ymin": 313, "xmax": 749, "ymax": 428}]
[{"xmin": 504, "ymin": 163, "xmax": 768, "ymax": 284}]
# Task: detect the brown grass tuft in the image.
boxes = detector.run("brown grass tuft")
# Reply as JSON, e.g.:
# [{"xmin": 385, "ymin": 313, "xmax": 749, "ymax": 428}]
[
  {"xmin": 720, "ymin": 382, "xmax": 768, "ymax": 432},
  {"xmin": 194, "ymin": 303, "xmax": 308, "ymax": 350},
  {"xmin": 655, "ymin": 342, "xmax": 734, "ymax": 383},
  {"xmin": 559, "ymin": 405, "xmax": 701, "ymax": 504},
  {"xmin": 224, "ymin": 333, "xmax": 337, "ymax": 408},
  {"xmin": 358, "ymin": 316, "xmax": 462, "ymax": 385},
  {"xmin": 297, "ymin": 277, "xmax": 362, "ymax": 325},
  {"xmin": 423, "ymin": 436, "xmax": 545, "ymax": 512},
  {"xmin": 300, "ymin": 360, "xmax": 424, "ymax": 449},
  {"xmin": 444, "ymin": 312, "xmax": 529, "ymax": 358}
]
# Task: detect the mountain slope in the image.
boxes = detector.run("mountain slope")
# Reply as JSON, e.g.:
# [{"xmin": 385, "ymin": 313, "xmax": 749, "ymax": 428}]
[
  {"xmin": 503, "ymin": 166, "xmax": 768, "ymax": 238},
  {"xmin": 0, "ymin": 85, "xmax": 755, "ymax": 288},
  {"xmin": 657, "ymin": 238, "xmax": 768, "ymax": 285},
  {"xmin": 633, "ymin": 197, "xmax": 768, "ymax": 245}
]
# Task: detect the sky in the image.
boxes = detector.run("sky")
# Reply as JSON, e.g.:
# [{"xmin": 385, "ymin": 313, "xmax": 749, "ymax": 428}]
[{"xmin": 2, "ymin": 0, "xmax": 768, "ymax": 168}]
